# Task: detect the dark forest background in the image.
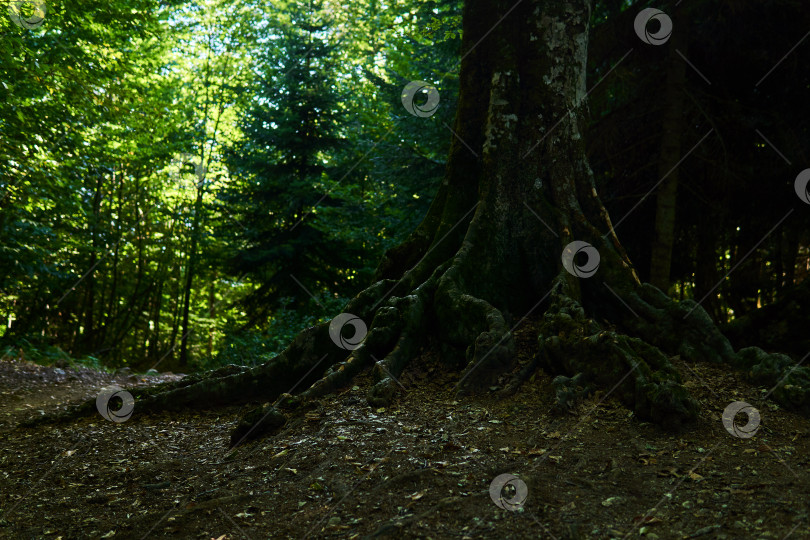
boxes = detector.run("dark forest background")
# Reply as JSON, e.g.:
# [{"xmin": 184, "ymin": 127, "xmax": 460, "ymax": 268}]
[{"xmin": 1, "ymin": 0, "xmax": 808, "ymax": 373}]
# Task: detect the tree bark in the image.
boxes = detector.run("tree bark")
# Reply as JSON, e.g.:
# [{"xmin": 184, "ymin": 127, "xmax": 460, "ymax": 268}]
[
  {"xmin": 649, "ymin": 24, "xmax": 688, "ymax": 291},
  {"xmin": 179, "ymin": 176, "xmax": 204, "ymax": 368}
]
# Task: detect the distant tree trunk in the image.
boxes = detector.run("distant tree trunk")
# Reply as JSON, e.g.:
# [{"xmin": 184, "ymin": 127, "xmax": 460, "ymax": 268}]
[
  {"xmin": 77, "ymin": 172, "xmax": 104, "ymax": 352},
  {"xmin": 695, "ymin": 198, "xmax": 723, "ymax": 321},
  {"xmin": 207, "ymin": 272, "xmax": 216, "ymax": 359},
  {"xmin": 149, "ymin": 279, "xmax": 163, "ymax": 363},
  {"xmin": 649, "ymin": 26, "xmax": 688, "ymax": 291},
  {"xmin": 103, "ymin": 168, "xmax": 125, "ymax": 352},
  {"xmin": 179, "ymin": 176, "xmax": 204, "ymax": 368},
  {"xmin": 167, "ymin": 253, "xmax": 184, "ymax": 365},
  {"xmin": 781, "ymin": 226, "xmax": 799, "ymax": 293},
  {"xmin": 150, "ymin": 201, "xmax": 180, "ymax": 365}
]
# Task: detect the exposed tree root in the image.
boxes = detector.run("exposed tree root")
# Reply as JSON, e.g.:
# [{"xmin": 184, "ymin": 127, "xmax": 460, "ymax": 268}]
[
  {"xmin": 505, "ymin": 282, "xmax": 700, "ymax": 427},
  {"xmin": 549, "ymin": 373, "xmax": 589, "ymax": 413},
  {"xmin": 436, "ymin": 251, "xmax": 514, "ymax": 395},
  {"xmin": 617, "ymin": 283, "xmax": 810, "ymax": 415},
  {"xmin": 21, "ymin": 280, "xmax": 391, "ymax": 428},
  {"xmin": 228, "ymin": 250, "xmax": 520, "ymax": 446},
  {"xmin": 722, "ymin": 278, "xmax": 810, "ymax": 360},
  {"xmin": 22, "ymin": 230, "xmax": 810, "ymax": 449},
  {"xmin": 735, "ymin": 347, "xmax": 810, "ymax": 414}
]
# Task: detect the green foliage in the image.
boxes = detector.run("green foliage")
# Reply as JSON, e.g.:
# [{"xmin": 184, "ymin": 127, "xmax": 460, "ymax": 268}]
[
  {"xmin": 3, "ymin": 341, "xmax": 107, "ymax": 372},
  {"xmin": 220, "ymin": 0, "xmax": 363, "ymax": 320},
  {"xmin": 0, "ymin": 0, "xmax": 460, "ymax": 371},
  {"xmin": 205, "ymin": 292, "xmax": 348, "ymax": 370}
]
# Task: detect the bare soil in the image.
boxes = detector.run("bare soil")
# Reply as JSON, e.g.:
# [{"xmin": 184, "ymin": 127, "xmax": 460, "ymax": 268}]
[{"xmin": 1, "ymin": 323, "xmax": 809, "ymax": 539}]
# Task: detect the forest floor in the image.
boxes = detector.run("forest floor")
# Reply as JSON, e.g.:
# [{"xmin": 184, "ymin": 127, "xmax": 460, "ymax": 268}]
[{"xmin": 1, "ymin": 320, "xmax": 809, "ymax": 539}]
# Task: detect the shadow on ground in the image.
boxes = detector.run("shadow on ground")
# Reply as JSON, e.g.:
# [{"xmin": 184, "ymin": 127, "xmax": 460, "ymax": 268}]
[{"xmin": 1, "ymin": 323, "xmax": 808, "ymax": 539}]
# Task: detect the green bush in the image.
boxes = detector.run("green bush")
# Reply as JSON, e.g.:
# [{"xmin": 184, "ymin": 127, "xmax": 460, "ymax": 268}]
[
  {"xmin": 203, "ymin": 293, "xmax": 349, "ymax": 370},
  {"xmin": 2, "ymin": 340, "xmax": 108, "ymax": 372}
]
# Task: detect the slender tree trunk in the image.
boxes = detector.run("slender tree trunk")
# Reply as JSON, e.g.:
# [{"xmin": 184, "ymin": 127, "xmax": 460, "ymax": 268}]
[
  {"xmin": 695, "ymin": 193, "xmax": 722, "ymax": 321},
  {"xmin": 207, "ymin": 272, "xmax": 216, "ymax": 359},
  {"xmin": 179, "ymin": 164, "xmax": 206, "ymax": 367},
  {"xmin": 649, "ymin": 24, "xmax": 688, "ymax": 291},
  {"xmin": 149, "ymin": 203, "xmax": 180, "ymax": 365},
  {"xmin": 167, "ymin": 243, "xmax": 184, "ymax": 365},
  {"xmin": 78, "ymin": 172, "xmax": 104, "ymax": 352},
  {"xmin": 103, "ymin": 168, "xmax": 124, "ymax": 352},
  {"xmin": 781, "ymin": 226, "xmax": 798, "ymax": 293}
]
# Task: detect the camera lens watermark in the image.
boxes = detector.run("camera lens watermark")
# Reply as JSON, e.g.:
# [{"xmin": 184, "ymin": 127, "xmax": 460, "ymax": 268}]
[
  {"xmin": 561, "ymin": 241, "xmax": 600, "ymax": 278},
  {"xmin": 795, "ymin": 168, "xmax": 810, "ymax": 204},
  {"xmin": 329, "ymin": 313, "xmax": 367, "ymax": 350},
  {"xmin": 8, "ymin": 1, "xmax": 46, "ymax": 30},
  {"xmin": 489, "ymin": 473, "xmax": 528, "ymax": 511},
  {"xmin": 634, "ymin": 8, "xmax": 672, "ymax": 46},
  {"xmin": 401, "ymin": 81, "xmax": 440, "ymax": 118},
  {"xmin": 722, "ymin": 401, "xmax": 760, "ymax": 438},
  {"xmin": 96, "ymin": 386, "xmax": 135, "ymax": 423}
]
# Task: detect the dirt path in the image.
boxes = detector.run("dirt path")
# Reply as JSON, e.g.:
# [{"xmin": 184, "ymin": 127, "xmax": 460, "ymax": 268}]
[{"xmin": 1, "ymin": 339, "xmax": 809, "ymax": 539}]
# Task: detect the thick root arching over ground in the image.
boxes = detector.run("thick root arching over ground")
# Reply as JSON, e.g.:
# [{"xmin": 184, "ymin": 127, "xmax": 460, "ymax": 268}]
[
  {"xmin": 505, "ymin": 285, "xmax": 701, "ymax": 427},
  {"xmin": 25, "ymin": 239, "xmax": 810, "ymax": 450}
]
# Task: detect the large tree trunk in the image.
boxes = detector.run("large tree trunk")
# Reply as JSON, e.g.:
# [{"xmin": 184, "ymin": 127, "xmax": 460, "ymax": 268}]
[{"xmin": 32, "ymin": 0, "xmax": 810, "ymax": 444}]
